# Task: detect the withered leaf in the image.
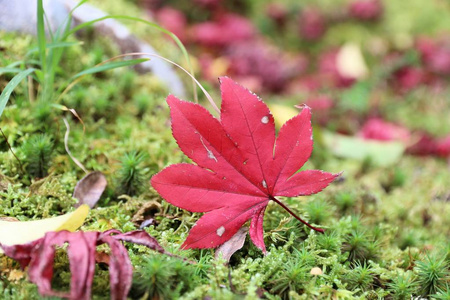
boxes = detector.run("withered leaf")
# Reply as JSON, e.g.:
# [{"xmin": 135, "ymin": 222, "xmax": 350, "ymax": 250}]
[
  {"xmin": 0, "ymin": 229, "xmax": 171, "ymax": 300},
  {"xmin": 73, "ymin": 171, "xmax": 107, "ymax": 208},
  {"xmin": 131, "ymin": 201, "xmax": 161, "ymax": 228},
  {"xmin": 215, "ymin": 227, "xmax": 248, "ymax": 262}
]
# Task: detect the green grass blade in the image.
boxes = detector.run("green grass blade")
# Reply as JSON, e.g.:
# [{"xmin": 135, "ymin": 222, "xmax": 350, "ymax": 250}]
[
  {"xmin": 34, "ymin": 69, "xmax": 44, "ymax": 82},
  {"xmin": 0, "ymin": 69, "xmax": 35, "ymax": 118},
  {"xmin": 70, "ymin": 58, "xmax": 148, "ymax": 80},
  {"xmin": 4, "ymin": 61, "xmax": 26, "ymax": 68},
  {"xmin": 24, "ymin": 59, "xmax": 41, "ymax": 66},
  {"xmin": 70, "ymin": 0, "xmax": 89, "ymax": 14},
  {"xmin": 37, "ymin": 0, "xmax": 47, "ymax": 75},
  {"xmin": 26, "ymin": 41, "xmax": 83, "ymax": 56},
  {"xmin": 44, "ymin": 10, "xmax": 55, "ymax": 42},
  {"xmin": 0, "ymin": 68, "xmax": 23, "ymax": 75}
]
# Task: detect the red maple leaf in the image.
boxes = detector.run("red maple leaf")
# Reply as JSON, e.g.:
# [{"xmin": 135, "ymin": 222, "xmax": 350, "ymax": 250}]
[{"xmin": 151, "ymin": 77, "xmax": 339, "ymax": 253}]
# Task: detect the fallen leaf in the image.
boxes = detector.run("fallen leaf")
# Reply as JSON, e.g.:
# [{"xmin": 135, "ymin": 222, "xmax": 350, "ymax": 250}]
[
  {"xmin": 0, "ymin": 204, "xmax": 89, "ymax": 254},
  {"xmin": 151, "ymin": 77, "xmax": 339, "ymax": 253},
  {"xmin": 0, "ymin": 229, "xmax": 171, "ymax": 300},
  {"xmin": 348, "ymin": 0, "xmax": 384, "ymax": 21},
  {"xmin": 215, "ymin": 227, "xmax": 248, "ymax": 262},
  {"xmin": 73, "ymin": 171, "xmax": 107, "ymax": 208},
  {"xmin": 191, "ymin": 13, "xmax": 255, "ymax": 48},
  {"xmin": 318, "ymin": 50, "xmax": 356, "ymax": 88},
  {"xmin": 267, "ymin": 103, "xmax": 297, "ymax": 128},
  {"xmin": 358, "ymin": 118, "xmax": 411, "ymax": 144},
  {"xmin": 298, "ymin": 7, "xmax": 327, "ymax": 41},
  {"xmin": 94, "ymin": 250, "xmax": 111, "ymax": 265},
  {"xmin": 336, "ymin": 43, "xmax": 368, "ymax": 80},
  {"xmin": 436, "ymin": 135, "xmax": 450, "ymax": 157},
  {"xmin": 131, "ymin": 201, "xmax": 161, "ymax": 227},
  {"xmin": 323, "ymin": 131, "xmax": 405, "ymax": 166},
  {"xmin": 0, "ymin": 217, "xmax": 19, "ymax": 222}
]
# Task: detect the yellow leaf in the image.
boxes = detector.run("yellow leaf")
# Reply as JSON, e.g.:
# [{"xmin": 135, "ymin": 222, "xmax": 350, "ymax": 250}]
[
  {"xmin": 0, "ymin": 205, "xmax": 89, "ymax": 253},
  {"xmin": 268, "ymin": 103, "xmax": 298, "ymax": 128},
  {"xmin": 336, "ymin": 43, "xmax": 368, "ymax": 80}
]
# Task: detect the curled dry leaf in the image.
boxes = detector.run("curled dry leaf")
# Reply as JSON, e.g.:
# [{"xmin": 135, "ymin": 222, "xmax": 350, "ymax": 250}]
[
  {"xmin": 0, "ymin": 205, "xmax": 89, "ymax": 254},
  {"xmin": 215, "ymin": 227, "xmax": 248, "ymax": 262},
  {"xmin": 151, "ymin": 77, "xmax": 339, "ymax": 253},
  {"xmin": 73, "ymin": 171, "xmax": 107, "ymax": 208},
  {"xmin": 0, "ymin": 229, "xmax": 171, "ymax": 300},
  {"xmin": 131, "ymin": 201, "xmax": 161, "ymax": 228}
]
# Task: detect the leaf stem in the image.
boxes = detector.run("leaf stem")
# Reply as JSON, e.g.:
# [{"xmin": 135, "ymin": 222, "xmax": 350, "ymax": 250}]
[{"xmin": 269, "ymin": 196, "xmax": 324, "ymax": 234}]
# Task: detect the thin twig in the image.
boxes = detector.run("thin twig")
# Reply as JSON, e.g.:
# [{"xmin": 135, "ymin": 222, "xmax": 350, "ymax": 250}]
[
  {"xmin": 269, "ymin": 195, "xmax": 325, "ymax": 233},
  {"xmin": 63, "ymin": 117, "xmax": 88, "ymax": 174},
  {"xmin": 0, "ymin": 127, "xmax": 24, "ymax": 173}
]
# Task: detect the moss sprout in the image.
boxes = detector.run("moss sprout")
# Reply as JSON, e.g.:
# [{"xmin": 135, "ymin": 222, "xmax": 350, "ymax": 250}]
[
  {"xmin": 335, "ymin": 192, "xmax": 357, "ymax": 214},
  {"xmin": 305, "ymin": 199, "xmax": 333, "ymax": 225},
  {"xmin": 32, "ymin": 101, "xmax": 54, "ymax": 125},
  {"xmin": 115, "ymin": 151, "xmax": 148, "ymax": 197},
  {"xmin": 342, "ymin": 229, "xmax": 378, "ymax": 263},
  {"xmin": 381, "ymin": 168, "xmax": 407, "ymax": 193},
  {"xmin": 133, "ymin": 93, "xmax": 154, "ymax": 119},
  {"xmin": 21, "ymin": 134, "xmax": 54, "ymax": 178},
  {"xmin": 414, "ymin": 254, "xmax": 449, "ymax": 296},
  {"xmin": 269, "ymin": 259, "xmax": 310, "ymax": 299},
  {"xmin": 387, "ymin": 271, "xmax": 417, "ymax": 300},
  {"xmin": 344, "ymin": 262, "xmax": 374, "ymax": 293},
  {"xmin": 398, "ymin": 230, "xmax": 420, "ymax": 250},
  {"xmin": 130, "ymin": 255, "xmax": 197, "ymax": 299},
  {"xmin": 432, "ymin": 284, "xmax": 450, "ymax": 300},
  {"xmin": 317, "ymin": 230, "xmax": 341, "ymax": 254}
]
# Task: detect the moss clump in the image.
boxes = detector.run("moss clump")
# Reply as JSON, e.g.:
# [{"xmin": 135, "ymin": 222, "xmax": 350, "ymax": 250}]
[
  {"xmin": 387, "ymin": 271, "xmax": 417, "ymax": 300},
  {"xmin": 414, "ymin": 254, "xmax": 449, "ymax": 296},
  {"xmin": 114, "ymin": 151, "xmax": 148, "ymax": 197},
  {"xmin": 130, "ymin": 255, "xmax": 198, "ymax": 299},
  {"xmin": 21, "ymin": 134, "xmax": 54, "ymax": 178},
  {"xmin": 1, "ymin": 0, "xmax": 450, "ymax": 298}
]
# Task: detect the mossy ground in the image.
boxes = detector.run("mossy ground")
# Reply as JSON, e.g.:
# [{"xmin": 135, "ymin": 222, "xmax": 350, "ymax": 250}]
[{"xmin": 1, "ymin": 0, "xmax": 450, "ymax": 299}]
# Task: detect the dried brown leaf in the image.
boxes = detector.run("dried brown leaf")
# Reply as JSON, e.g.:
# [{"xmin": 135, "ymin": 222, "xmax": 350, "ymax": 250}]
[
  {"xmin": 131, "ymin": 201, "xmax": 161, "ymax": 227},
  {"xmin": 215, "ymin": 226, "xmax": 248, "ymax": 262},
  {"xmin": 73, "ymin": 172, "xmax": 107, "ymax": 208}
]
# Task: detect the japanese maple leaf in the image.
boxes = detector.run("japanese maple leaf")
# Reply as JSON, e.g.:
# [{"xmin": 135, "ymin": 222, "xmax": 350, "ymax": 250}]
[{"xmin": 151, "ymin": 77, "xmax": 339, "ymax": 253}]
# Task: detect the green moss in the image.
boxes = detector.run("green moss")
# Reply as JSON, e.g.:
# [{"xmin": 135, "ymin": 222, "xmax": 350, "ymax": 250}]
[
  {"xmin": 130, "ymin": 255, "xmax": 198, "ymax": 299},
  {"xmin": 415, "ymin": 254, "xmax": 450, "ymax": 296},
  {"xmin": 114, "ymin": 151, "xmax": 148, "ymax": 197},
  {"xmin": 1, "ymin": 0, "xmax": 450, "ymax": 298},
  {"xmin": 21, "ymin": 133, "xmax": 54, "ymax": 178}
]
